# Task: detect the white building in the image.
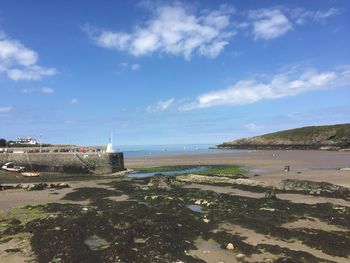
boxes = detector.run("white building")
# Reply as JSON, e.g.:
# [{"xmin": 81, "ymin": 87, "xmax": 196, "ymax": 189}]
[{"xmin": 16, "ymin": 137, "xmax": 38, "ymax": 145}]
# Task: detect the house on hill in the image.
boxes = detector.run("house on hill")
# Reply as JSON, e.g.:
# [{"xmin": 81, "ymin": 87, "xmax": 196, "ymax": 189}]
[{"xmin": 16, "ymin": 137, "xmax": 38, "ymax": 145}]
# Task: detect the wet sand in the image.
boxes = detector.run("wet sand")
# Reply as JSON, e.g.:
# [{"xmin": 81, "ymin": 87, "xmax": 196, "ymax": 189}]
[{"xmin": 126, "ymin": 150, "xmax": 350, "ymax": 187}]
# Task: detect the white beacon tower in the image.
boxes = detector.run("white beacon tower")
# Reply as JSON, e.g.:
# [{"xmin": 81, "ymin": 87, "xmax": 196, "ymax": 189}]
[{"xmin": 106, "ymin": 133, "xmax": 115, "ymax": 153}]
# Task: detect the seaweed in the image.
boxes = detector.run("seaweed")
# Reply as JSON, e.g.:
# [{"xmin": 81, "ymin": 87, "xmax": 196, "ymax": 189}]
[{"xmin": 1, "ymin": 177, "xmax": 349, "ymax": 262}]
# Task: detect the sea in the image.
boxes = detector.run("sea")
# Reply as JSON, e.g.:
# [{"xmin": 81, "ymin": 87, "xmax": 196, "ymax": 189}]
[{"xmin": 116, "ymin": 144, "xmax": 244, "ymax": 158}]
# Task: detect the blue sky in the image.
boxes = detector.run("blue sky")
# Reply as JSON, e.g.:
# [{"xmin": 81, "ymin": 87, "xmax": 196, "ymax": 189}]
[{"xmin": 0, "ymin": 0, "xmax": 349, "ymax": 146}]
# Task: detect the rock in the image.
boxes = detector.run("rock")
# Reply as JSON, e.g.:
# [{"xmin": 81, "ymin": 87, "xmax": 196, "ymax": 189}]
[
  {"xmin": 265, "ymin": 189, "xmax": 277, "ymax": 199},
  {"xmin": 194, "ymin": 200, "xmax": 202, "ymax": 205},
  {"xmin": 203, "ymin": 218, "xmax": 210, "ymax": 223},
  {"xmin": 280, "ymin": 179, "xmax": 350, "ymax": 198},
  {"xmin": 226, "ymin": 243, "xmax": 235, "ymax": 250},
  {"xmin": 58, "ymin": 183, "xmax": 70, "ymax": 188},
  {"xmin": 236, "ymin": 253, "xmax": 245, "ymax": 261},
  {"xmin": 260, "ymin": 207, "xmax": 276, "ymax": 212},
  {"xmin": 49, "ymin": 183, "xmax": 70, "ymax": 189},
  {"xmin": 148, "ymin": 174, "xmax": 178, "ymax": 189},
  {"xmin": 28, "ymin": 183, "xmax": 47, "ymax": 191}
]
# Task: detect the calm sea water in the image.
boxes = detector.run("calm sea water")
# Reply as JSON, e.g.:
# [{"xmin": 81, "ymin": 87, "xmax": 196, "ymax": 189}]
[{"xmin": 116, "ymin": 144, "xmax": 244, "ymax": 158}]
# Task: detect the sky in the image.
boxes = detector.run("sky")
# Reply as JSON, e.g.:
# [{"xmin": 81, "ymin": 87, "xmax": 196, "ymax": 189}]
[{"xmin": 0, "ymin": 0, "xmax": 349, "ymax": 146}]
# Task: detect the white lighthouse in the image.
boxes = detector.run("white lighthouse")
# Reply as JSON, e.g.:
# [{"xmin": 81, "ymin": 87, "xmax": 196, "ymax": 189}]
[{"xmin": 106, "ymin": 133, "xmax": 114, "ymax": 153}]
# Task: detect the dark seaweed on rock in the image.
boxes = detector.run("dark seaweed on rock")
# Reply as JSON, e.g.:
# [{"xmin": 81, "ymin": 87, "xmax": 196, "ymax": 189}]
[{"xmin": 1, "ymin": 177, "xmax": 349, "ymax": 262}]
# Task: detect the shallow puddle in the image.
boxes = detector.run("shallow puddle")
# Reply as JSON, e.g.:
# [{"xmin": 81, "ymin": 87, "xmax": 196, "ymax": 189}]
[{"xmin": 187, "ymin": 204, "xmax": 204, "ymax": 213}]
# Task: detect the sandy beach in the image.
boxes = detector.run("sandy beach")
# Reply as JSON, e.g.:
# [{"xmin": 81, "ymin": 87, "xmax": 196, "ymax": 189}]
[{"xmin": 126, "ymin": 150, "xmax": 350, "ymax": 186}]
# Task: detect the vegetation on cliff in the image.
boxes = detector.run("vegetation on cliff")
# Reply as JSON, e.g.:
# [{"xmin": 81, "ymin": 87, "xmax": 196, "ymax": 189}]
[{"xmin": 217, "ymin": 123, "xmax": 350, "ymax": 150}]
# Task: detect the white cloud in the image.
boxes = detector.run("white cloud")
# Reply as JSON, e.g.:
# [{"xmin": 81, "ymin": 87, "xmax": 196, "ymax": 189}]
[
  {"xmin": 147, "ymin": 98, "xmax": 175, "ymax": 112},
  {"xmin": 0, "ymin": 32, "xmax": 57, "ymax": 81},
  {"xmin": 7, "ymin": 66, "xmax": 57, "ymax": 81},
  {"xmin": 0, "ymin": 106, "xmax": 11, "ymax": 113},
  {"xmin": 119, "ymin": 62, "xmax": 141, "ymax": 71},
  {"xmin": 21, "ymin": 87, "xmax": 54, "ymax": 94},
  {"xmin": 179, "ymin": 65, "xmax": 350, "ymax": 111},
  {"xmin": 249, "ymin": 9, "xmax": 293, "ymax": 40},
  {"xmin": 292, "ymin": 8, "xmax": 340, "ymax": 25},
  {"xmin": 85, "ymin": 4, "xmax": 234, "ymax": 60},
  {"xmin": 71, "ymin": 98, "xmax": 79, "ymax": 104},
  {"xmin": 40, "ymin": 87, "xmax": 54, "ymax": 94},
  {"xmin": 131, "ymin": 63, "xmax": 141, "ymax": 71},
  {"xmin": 245, "ymin": 123, "xmax": 261, "ymax": 130},
  {"xmin": 247, "ymin": 7, "xmax": 340, "ymax": 40}
]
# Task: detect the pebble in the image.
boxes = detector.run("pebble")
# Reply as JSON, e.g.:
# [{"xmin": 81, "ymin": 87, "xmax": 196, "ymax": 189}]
[
  {"xmin": 236, "ymin": 253, "xmax": 245, "ymax": 260},
  {"xmin": 226, "ymin": 243, "xmax": 235, "ymax": 250}
]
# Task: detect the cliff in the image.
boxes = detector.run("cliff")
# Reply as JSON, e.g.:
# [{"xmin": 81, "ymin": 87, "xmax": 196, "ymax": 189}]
[{"xmin": 217, "ymin": 123, "xmax": 350, "ymax": 150}]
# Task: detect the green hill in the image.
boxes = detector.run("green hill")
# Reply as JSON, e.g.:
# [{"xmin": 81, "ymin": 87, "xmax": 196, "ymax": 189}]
[{"xmin": 217, "ymin": 123, "xmax": 350, "ymax": 150}]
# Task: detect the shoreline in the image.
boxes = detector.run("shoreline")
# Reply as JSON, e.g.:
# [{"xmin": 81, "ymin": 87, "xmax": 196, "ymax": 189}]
[{"xmin": 125, "ymin": 150, "xmax": 350, "ymax": 187}]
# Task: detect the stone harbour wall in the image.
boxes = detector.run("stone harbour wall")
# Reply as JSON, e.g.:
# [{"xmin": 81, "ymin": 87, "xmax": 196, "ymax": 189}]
[{"xmin": 0, "ymin": 152, "xmax": 124, "ymax": 174}]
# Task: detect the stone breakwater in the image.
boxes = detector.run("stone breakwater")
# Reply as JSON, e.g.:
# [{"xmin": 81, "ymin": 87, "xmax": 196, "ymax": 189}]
[{"xmin": 0, "ymin": 152, "xmax": 124, "ymax": 174}]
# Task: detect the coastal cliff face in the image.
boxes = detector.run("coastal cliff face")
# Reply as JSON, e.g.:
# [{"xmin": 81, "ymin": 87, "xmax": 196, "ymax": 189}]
[{"xmin": 217, "ymin": 124, "xmax": 350, "ymax": 150}]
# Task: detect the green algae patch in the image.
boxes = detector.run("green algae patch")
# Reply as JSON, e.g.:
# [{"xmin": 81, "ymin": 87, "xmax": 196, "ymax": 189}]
[
  {"xmin": 6, "ymin": 205, "xmax": 57, "ymax": 227},
  {"xmin": 195, "ymin": 165, "xmax": 247, "ymax": 176},
  {"xmin": 132, "ymin": 165, "xmax": 247, "ymax": 177}
]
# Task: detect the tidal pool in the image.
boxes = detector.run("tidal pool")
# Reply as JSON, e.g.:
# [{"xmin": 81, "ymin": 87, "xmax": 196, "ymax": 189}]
[{"xmin": 187, "ymin": 204, "xmax": 204, "ymax": 213}]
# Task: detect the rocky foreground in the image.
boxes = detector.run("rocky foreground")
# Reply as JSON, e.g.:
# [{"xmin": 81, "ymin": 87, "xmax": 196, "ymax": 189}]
[{"xmin": 0, "ymin": 166, "xmax": 350, "ymax": 263}]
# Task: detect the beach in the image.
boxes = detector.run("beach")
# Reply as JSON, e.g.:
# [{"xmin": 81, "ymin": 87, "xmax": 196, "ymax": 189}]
[
  {"xmin": 0, "ymin": 150, "xmax": 350, "ymax": 262},
  {"xmin": 127, "ymin": 150, "xmax": 350, "ymax": 186}
]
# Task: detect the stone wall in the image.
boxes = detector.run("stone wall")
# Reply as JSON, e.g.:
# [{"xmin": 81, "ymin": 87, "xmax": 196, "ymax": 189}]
[{"xmin": 0, "ymin": 152, "xmax": 124, "ymax": 174}]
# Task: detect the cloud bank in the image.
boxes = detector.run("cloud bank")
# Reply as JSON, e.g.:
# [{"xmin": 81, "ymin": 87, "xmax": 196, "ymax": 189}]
[
  {"xmin": 147, "ymin": 98, "xmax": 175, "ymax": 112},
  {"xmin": 248, "ymin": 7, "xmax": 340, "ymax": 40},
  {"xmin": 0, "ymin": 32, "xmax": 57, "ymax": 81},
  {"xmin": 179, "ymin": 66, "xmax": 350, "ymax": 110},
  {"xmin": 21, "ymin": 87, "xmax": 54, "ymax": 94},
  {"xmin": 86, "ymin": 4, "xmax": 340, "ymax": 57},
  {"xmin": 0, "ymin": 106, "xmax": 11, "ymax": 113},
  {"xmin": 86, "ymin": 4, "xmax": 234, "ymax": 60}
]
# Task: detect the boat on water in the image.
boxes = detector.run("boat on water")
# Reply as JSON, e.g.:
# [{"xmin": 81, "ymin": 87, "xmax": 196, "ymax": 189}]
[{"xmin": 2, "ymin": 162, "xmax": 25, "ymax": 172}]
